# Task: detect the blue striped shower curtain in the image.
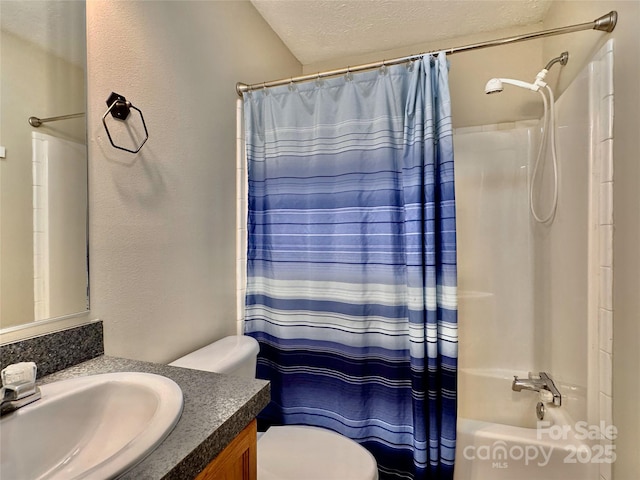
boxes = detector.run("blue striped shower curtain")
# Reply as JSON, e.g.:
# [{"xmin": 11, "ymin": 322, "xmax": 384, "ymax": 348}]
[{"xmin": 244, "ymin": 54, "xmax": 457, "ymax": 480}]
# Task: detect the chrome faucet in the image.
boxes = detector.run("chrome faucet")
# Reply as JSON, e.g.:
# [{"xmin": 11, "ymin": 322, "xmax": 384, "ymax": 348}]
[
  {"xmin": 512, "ymin": 371, "xmax": 562, "ymax": 406},
  {"xmin": 1, "ymin": 362, "xmax": 41, "ymax": 415}
]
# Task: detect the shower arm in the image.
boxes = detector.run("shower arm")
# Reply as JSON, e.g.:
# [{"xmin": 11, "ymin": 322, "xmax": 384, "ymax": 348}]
[{"xmin": 544, "ymin": 52, "xmax": 570, "ymax": 71}]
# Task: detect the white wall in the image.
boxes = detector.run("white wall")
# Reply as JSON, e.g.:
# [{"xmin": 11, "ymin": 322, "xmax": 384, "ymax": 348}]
[{"xmin": 85, "ymin": 0, "xmax": 301, "ymax": 363}]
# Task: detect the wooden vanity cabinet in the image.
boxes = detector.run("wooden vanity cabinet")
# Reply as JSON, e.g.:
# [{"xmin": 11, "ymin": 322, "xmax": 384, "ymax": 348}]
[{"xmin": 195, "ymin": 419, "xmax": 257, "ymax": 480}]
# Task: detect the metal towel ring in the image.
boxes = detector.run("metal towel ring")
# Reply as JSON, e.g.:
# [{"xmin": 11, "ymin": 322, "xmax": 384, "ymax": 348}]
[{"xmin": 101, "ymin": 92, "xmax": 149, "ymax": 154}]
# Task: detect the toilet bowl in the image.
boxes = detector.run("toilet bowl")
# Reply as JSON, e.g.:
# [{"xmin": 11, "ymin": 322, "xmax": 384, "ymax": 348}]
[{"xmin": 170, "ymin": 335, "xmax": 378, "ymax": 480}]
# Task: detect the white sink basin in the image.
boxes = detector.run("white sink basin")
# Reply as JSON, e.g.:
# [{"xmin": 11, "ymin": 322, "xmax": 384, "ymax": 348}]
[{"xmin": 0, "ymin": 372, "xmax": 183, "ymax": 480}]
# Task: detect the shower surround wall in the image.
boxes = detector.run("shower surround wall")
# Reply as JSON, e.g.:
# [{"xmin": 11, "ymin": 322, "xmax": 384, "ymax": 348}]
[
  {"xmin": 454, "ymin": 122, "xmax": 537, "ymax": 375},
  {"xmin": 454, "ymin": 40, "xmax": 614, "ymax": 480},
  {"xmin": 535, "ymin": 40, "xmax": 615, "ymax": 480}
]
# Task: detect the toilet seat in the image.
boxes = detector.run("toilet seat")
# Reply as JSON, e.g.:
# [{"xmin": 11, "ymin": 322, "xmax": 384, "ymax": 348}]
[{"xmin": 257, "ymin": 425, "xmax": 378, "ymax": 480}]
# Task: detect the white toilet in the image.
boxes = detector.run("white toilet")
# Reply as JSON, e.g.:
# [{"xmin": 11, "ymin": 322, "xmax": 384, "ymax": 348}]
[{"xmin": 170, "ymin": 335, "xmax": 379, "ymax": 480}]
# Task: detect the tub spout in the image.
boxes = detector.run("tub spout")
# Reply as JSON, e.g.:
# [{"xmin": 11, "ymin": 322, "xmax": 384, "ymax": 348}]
[
  {"xmin": 512, "ymin": 372, "xmax": 562, "ymax": 406},
  {"xmin": 512, "ymin": 376, "xmax": 545, "ymax": 392}
]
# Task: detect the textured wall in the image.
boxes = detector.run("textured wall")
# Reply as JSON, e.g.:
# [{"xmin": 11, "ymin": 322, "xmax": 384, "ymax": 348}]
[
  {"xmin": 301, "ymin": 23, "xmax": 549, "ymax": 129},
  {"xmin": 85, "ymin": 0, "xmax": 301, "ymax": 363}
]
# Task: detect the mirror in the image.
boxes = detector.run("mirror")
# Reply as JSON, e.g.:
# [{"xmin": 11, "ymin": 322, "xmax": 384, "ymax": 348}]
[{"xmin": 0, "ymin": 1, "xmax": 88, "ymax": 331}]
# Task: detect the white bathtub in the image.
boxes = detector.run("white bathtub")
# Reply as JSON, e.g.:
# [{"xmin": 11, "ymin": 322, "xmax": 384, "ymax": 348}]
[{"xmin": 454, "ymin": 369, "xmax": 596, "ymax": 480}]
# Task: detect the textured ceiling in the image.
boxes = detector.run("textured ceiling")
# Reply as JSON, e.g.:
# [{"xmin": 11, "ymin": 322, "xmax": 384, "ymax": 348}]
[{"xmin": 251, "ymin": 0, "xmax": 553, "ymax": 65}]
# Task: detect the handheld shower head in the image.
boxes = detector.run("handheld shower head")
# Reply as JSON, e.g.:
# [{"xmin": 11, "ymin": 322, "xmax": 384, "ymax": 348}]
[
  {"xmin": 485, "ymin": 51, "xmax": 569, "ymax": 95},
  {"xmin": 484, "ymin": 77, "xmax": 540, "ymax": 95},
  {"xmin": 484, "ymin": 52, "xmax": 569, "ymax": 224},
  {"xmin": 484, "ymin": 78, "xmax": 503, "ymax": 94}
]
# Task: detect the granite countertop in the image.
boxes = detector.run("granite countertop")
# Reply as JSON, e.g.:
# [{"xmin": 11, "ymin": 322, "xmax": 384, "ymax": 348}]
[{"xmin": 38, "ymin": 355, "xmax": 270, "ymax": 480}]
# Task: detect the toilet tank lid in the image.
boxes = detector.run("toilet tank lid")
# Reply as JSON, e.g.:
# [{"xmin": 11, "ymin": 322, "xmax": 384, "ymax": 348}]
[{"xmin": 169, "ymin": 335, "xmax": 259, "ymax": 374}]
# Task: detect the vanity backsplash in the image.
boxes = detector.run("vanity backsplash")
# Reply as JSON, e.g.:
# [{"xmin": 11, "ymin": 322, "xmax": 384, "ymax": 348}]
[{"xmin": 0, "ymin": 321, "xmax": 103, "ymax": 378}]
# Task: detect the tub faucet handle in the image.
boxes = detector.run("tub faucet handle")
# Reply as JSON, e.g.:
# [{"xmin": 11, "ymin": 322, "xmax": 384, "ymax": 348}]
[
  {"xmin": 512, "ymin": 371, "xmax": 562, "ymax": 407},
  {"xmin": 537, "ymin": 372, "xmax": 562, "ymax": 407}
]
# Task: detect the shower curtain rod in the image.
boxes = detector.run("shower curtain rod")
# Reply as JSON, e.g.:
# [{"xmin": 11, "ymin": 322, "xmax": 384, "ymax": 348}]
[
  {"xmin": 28, "ymin": 112, "xmax": 85, "ymax": 128},
  {"xmin": 236, "ymin": 10, "xmax": 617, "ymax": 96}
]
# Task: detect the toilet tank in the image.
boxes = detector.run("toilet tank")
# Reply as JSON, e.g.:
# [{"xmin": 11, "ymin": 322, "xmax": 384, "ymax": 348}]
[{"xmin": 169, "ymin": 335, "xmax": 259, "ymax": 378}]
